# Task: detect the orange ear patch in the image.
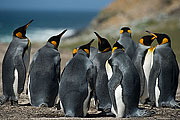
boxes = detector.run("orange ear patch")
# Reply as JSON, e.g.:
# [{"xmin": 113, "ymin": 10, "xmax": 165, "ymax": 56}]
[
  {"xmin": 16, "ymin": 32, "xmax": 23, "ymax": 38},
  {"xmin": 139, "ymin": 38, "xmax": 144, "ymax": 45},
  {"xmin": 127, "ymin": 30, "xmax": 131, "ymax": 34},
  {"xmin": 120, "ymin": 30, "xmax": 123, "ymax": 34},
  {"xmin": 51, "ymin": 41, "xmax": 57, "ymax": 47},
  {"xmin": 84, "ymin": 49, "xmax": 90, "ymax": 55},
  {"xmin": 161, "ymin": 38, "xmax": 168, "ymax": 45},
  {"xmin": 73, "ymin": 48, "xmax": 79, "ymax": 55}
]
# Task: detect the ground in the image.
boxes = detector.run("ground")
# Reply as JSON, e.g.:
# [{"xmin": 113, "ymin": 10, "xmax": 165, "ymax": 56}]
[{"xmin": 0, "ymin": 43, "xmax": 180, "ymax": 119}]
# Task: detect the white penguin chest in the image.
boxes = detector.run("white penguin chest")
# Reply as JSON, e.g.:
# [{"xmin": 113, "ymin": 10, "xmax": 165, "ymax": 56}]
[
  {"xmin": 112, "ymin": 84, "xmax": 125, "ymax": 117},
  {"xmin": 142, "ymin": 49, "xmax": 154, "ymax": 100},
  {"xmin": 105, "ymin": 60, "xmax": 113, "ymax": 80}
]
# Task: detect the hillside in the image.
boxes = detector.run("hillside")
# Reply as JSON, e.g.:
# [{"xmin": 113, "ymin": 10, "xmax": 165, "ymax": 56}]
[{"xmin": 62, "ymin": 0, "xmax": 180, "ymax": 62}]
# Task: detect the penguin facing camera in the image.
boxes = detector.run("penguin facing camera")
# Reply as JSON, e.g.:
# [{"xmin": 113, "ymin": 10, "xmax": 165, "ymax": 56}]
[
  {"xmin": 146, "ymin": 31, "xmax": 180, "ymax": 108},
  {"xmin": 118, "ymin": 27, "xmax": 137, "ymax": 59},
  {"xmin": 132, "ymin": 35, "xmax": 156, "ymax": 104},
  {"xmin": 108, "ymin": 41, "xmax": 152, "ymax": 117}
]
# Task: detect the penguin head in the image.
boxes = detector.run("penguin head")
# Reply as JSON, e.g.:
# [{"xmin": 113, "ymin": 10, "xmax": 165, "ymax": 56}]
[
  {"xmin": 146, "ymin": 31, "xmax": 170, "ymax": 45},
  {"xmin": 94, "ymin": 32, "xmax": 111, "ymax": 53},
  {"xmin": 112, "ymin": 41, "xmax": 125, "ymax": 53},
  {"xmin": 47, "ymin": 29, "xmax": 67, "ymax": 48},
  {"xmin": 13, "ymin": 19, "xmax": 33, "ymax": 39},
  {"xmin": 120, "ymin": 27, "xmax": 131, "ymax": 36},
  {"xmin": 139, "ymin": 35, "xmax": 155, "ymax": 46},
  {"xmin": 77, "ymin": 39, "xmax": 95, "ymax": 57}
]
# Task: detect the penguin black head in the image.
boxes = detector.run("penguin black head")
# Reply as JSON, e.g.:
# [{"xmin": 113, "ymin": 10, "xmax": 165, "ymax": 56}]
[
  {"xmin": 78, "ymin": 39, "xmax": 95, "ymax": 57},
  {"xmin": 94, "ymin": 32, "xmax": 111, "ymax": 53},
  {"xmin": 120, "ymin": 27, "xmax": 131, "ymax": 35},
  {"xmin": 13, "ymin": 20, "xmax": 33, "ymax": 39},
  {"xmin": 47, "ymin": 29, "xmax": 67, "ymax": 48},
  {"xmin": 146, "ymin": 31, "xmax": 170, "ymax": 45},
  {"xmin": 112, "ymin": 41, "xmax": 125, "ymax": 53},
  {"xmin": 139, "ymin": 35, "xmax": 155, "ymax": 46}
]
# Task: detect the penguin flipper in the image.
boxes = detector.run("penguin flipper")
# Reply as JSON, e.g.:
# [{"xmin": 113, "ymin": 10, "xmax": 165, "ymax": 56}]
[
  {"xmin": 148, "ymin": 55, "xmax": 160, "ymax": 106},
  {"xmin": 54, "ymin": 55, "xmax": 61, "ymax": 82},
  {"xmin": 132, "ymin": 50, "xmax": 147, "ymax": 97},
  {"xmin": 108, "ymin": 65, "xmax": 123, "ymax": 114},
  {"xmin": 14, "ymin": 47, "xmax": 27, "ymax": 94},
  {"xmin": 86, "ymin": 64, "xmax": 97, "ymax": 91}
]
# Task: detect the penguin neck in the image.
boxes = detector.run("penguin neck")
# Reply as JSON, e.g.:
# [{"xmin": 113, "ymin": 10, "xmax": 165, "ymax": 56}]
[
  {"xmin": 158, "ymin": 42, "xmax": 171, "ymax": 48},
  {"xmin": 138, "ymin": 43, "xmax": 151, "ymax": 49},
  {"xmin": 77, "ymin": 49, "xmax": 89, "ymax": 58},
  {"xmin": 13, "ymin": 36, "xmax": 29, "ymax": 41},
  {"xmin": 120, "ymin": 33, "xmax": 131, "ymax": 39},
  {"xmin": 46, "ymin": 42, "xmax": 58, "ymax": 50}
]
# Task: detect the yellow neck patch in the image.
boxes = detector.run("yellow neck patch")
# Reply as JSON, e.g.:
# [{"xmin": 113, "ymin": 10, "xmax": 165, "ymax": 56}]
[
  {"xmin": 120, "ymin": 30, "xmax": 123, "ymax": 34},
  {"xmin": 161, "ymin": 38, "xmax": 168, "ymax": 45},
  {"xmin": 139, "ymin": 38, "xmax": 144, "ymax": 45},
  {"xmin": 16, "ymin": 32, "xmax": 24, "ymax": 39},
  {"xmin": 112, "ymin": 47, "xmax": 118, "ymax": 53},
  {"xmin": 51, "ymin": 41, "xmax": 57, "ymax": 47},
  {"xmin": 73, "ymin": 48, "xmax": 79, "ymax": 55},
  {"xmin": 148, "ymin": 46, "xmax": 155, "ymax": 52},
  {"xmin": 84, "ymin": 49, "xmax": 90, "ymax": 55}
]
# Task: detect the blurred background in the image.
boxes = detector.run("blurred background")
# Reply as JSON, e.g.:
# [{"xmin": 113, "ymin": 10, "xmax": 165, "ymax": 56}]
[{"xmin": 0, "ymin": 0, "xmax": 180, "ymax": 61}]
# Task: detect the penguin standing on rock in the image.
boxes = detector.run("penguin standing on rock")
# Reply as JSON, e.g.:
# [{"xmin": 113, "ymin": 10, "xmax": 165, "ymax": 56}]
[
  {"xmin": 59, "ymin": 40, "xmax": 97, "ymax": 117},
  {"xmin": 0, "ymin": 20, "xmax": 33, "ymax": 105},
  {"xmin": 92, "ymin": 32, "xmax": 112, "ymax": 114},
  {"xmin": 28, "ymin": 30, "xmax": 67, "ymax": 107},
  {"xmin": 108, "ymin": 41, "xmax": 152, "ymax": 118},
  {"xmin": 132, "ymin": 35, "xmax": 156, "ymax": 104},
  {"xmin": 146, "ymin": 31, "xmax": 180, "ymax": 108},
  {"xmin": 118, "ymin": 27, "xmax": 137, "ymax": 59}
]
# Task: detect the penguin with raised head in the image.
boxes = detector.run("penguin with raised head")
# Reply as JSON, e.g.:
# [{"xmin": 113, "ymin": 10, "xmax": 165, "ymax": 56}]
[
  {"xmin": 59, "ymin": 40, "xmax": 97, "ymax": 117},
  {"xmin": 132, "ymin": 35, "xmax": 156, "ymax": 104},
  {"xmin": 28, "ymin": 30, "xmax": 67, "ymax": 107},
  {"xmin": 92, "ymin": 32, "xmax": 112, "ymax": 114},
  {"xmin": 108, "ymin": 41, "xmax": 151, "ymax": 118},
  {"xmin": 0, "ymin": 20, "xmax": 33, "ymax": 105},
  {"xmin": 118, "ymin": 27, "xmax": 137, "ymax": 59},
  {"xmin": 146, "ymin": 31, "xmax": 179, "ymax": 108}
]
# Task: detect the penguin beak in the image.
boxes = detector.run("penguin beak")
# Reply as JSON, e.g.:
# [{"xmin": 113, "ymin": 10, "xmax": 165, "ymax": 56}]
[
  {"xmin": 58, "ymin": 29, "xmax": 67, "ymax": 38},
  {"xmin": 88, "ymin": 39, "xmax": 95, "ymax": 45},
  {"xmin": 146, "ymin": 30, "xmax": 157, "ymax": 40},
  {"xmin": 25, "ymin": 19, "xmax": 34, "ymax": 30},
  {"xmin": 94, "ymin": 32, "xmax": 102, "ymax": 44}
]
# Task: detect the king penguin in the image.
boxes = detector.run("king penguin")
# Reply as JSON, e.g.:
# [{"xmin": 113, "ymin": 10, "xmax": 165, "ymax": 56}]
[
  {"xmin": 118, "ymin": 27, "xmax": 137, "ymax": 59},
  {"xmin": 132, "ymin": 35, "xmax": 156, "ymax": 104},
  {"xmin": 59, "ymin": 40, "xmax": 97, "ymax": 117},
  {"xmin": 92, "ymin": 32, "xmax": 112, "ymax": 114},
  {"xmin": 146, "ymin": 31, "xmax": 180, "ymax": 108},
  {"xmin": 28, "ymin": 29, "xmax": 67, "ymax": 107},
  {"xmin": 108, "ymin": 41, "xmax": 151, "ymax": 118},
  {"xmin": 0, "ymin": 20, "xmax": 33, "ymax": 105}
]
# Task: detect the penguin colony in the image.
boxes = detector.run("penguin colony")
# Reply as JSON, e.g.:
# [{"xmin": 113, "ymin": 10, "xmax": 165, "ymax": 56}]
[{"xmin": 0, "ymin": 20, "xmax": 179, "ymax": 118}]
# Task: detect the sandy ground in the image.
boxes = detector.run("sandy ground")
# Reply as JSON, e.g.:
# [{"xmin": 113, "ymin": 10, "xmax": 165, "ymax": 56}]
[{"xmin": 0, "ymin": 43, "xmax": 180, "ymax": 119}]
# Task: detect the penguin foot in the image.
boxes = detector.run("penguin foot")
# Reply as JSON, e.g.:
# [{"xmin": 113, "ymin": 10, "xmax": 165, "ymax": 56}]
[
  {"xmin": 39, "ymin": 103, "xmax": 48, "ymax": 107},
  {"xmin": 0, "ymin": 95, "xmax": 8, "ymax": 105},
  {"xmin": 160, "ymin": 100, "xmax": 180, "ymax": 109},
  {"xmin": 10, "ymin": 100, "xmax": 19, "ymax": 106},
  {"xmin": 128, "ymin": 108, "xmax": 155, "ymax": 117}
]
